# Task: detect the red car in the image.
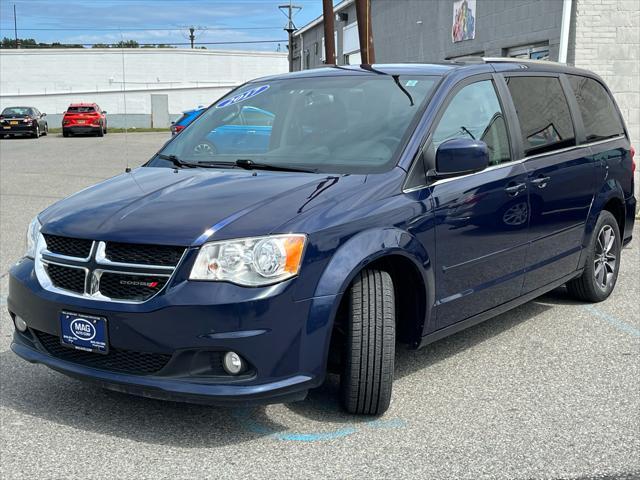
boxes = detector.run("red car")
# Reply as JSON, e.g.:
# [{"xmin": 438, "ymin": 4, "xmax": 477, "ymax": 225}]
[{"xmin": 62, "ymin": 103, "xmax": 107, "ymax": 137}]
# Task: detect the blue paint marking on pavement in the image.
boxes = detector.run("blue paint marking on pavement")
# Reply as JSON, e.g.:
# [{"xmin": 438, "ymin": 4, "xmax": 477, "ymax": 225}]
[
  {"xmin": 584, "ymin": 305, "xmax": 640, "ymax": 338},
  {"xmin": 231, "ymin": 408, "xmax": 406, "ymax": 442},
  {"xmin": 364, "ymin": 418, "xmax": 408, "ymax": 429}
]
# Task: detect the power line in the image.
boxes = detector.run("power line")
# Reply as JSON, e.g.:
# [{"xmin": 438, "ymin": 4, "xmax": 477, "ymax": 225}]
[{"xmin": 0, "ymin": 26, "xmax": 284, "ymax": 31}]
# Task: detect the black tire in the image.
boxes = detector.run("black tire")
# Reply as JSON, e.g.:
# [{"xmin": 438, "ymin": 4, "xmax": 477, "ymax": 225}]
[
  {"xmin": 33, "ymin": 125, "xmax": 40, "ymax": 138},
  {"xmin": 103, "ymin": 124, "xmax": 107, "ymax": 135},
  {"xmin": 42, "ymin": 123, "xmax": 48, "ymax": 136},
  {"xmin": 63, "ymin": 129, "xmax": 70, "ymax": 137},
  {"xmin": 340, "ymin": 269, "xmax": 395, "ymax": 415},
  {"xmin": 97, "ymin": 124, "xmax": 104, "ymax": 137},
  {"xmin": 567, "ymin": 210, "xmax": 621, "ymax": 302}
]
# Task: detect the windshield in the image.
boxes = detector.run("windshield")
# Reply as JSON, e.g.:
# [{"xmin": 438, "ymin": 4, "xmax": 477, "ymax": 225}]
[
  {"xmin": 153, "ymin": 74, "xmax": 438, "ymax": 174},
  {"xmin": 2, "ymin": 107, "xmax": 31, "ymax": 116}
]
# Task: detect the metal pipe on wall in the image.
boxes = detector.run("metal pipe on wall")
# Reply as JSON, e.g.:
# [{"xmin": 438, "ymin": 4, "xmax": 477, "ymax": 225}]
[
  {"xmin": 558, "ymin": 0, "xmax": 573, "ymax": 63},
  {"xmin": 355, "ymin": 0, "xmax": 375, "ymax": 64},
  {"xmin": 322, "ymin": 0, "xmax": 336, "ymax": 65}
]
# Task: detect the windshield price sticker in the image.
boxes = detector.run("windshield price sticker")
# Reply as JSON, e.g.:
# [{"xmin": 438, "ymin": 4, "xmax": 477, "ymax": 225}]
[{"xmin": 216, "ymin": 85, "xmax": 270, "ymax": 109}]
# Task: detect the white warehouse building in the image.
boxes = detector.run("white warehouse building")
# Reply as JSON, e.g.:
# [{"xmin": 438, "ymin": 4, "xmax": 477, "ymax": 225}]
[{"xmin": 0, "ymin": 48, "xmax": 288, "ymax": 128}]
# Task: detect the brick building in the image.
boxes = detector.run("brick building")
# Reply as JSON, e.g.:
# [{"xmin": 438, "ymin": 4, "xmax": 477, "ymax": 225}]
[{"xmin": 292, "ymin": 0, "xmax": 639, "ymax": 193}]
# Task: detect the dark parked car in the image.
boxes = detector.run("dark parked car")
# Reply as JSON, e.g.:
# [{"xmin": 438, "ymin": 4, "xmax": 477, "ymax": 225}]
[
  {"xmin": 9, "ymin": 59, "xmax": 635, "ymax": 415},
  {"xmin": 0, "ymin": 106, "xmax": 48, "ymax": 138}
]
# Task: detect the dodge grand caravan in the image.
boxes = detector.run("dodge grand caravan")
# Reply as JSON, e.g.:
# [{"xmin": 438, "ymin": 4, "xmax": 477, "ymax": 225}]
[{"xmin": 9, "ymin": 59, "xmax": 636, "ymax": 415}]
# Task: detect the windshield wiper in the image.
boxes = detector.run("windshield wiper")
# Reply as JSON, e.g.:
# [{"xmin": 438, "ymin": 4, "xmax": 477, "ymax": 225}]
[
  {"xmin": 158, "ymin": 154, "xmax": 236, "ymax": 169},
  {"xmin": 235, "ymin": 158, "xmax": 317, "ymax": 173},
  {"xmin": 157, "ymin": 153, "xmax": 197, "ymax": 168}
]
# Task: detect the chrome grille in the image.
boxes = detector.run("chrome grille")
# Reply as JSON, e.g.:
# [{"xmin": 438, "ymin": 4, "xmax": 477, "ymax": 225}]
[
  {"xmin": 45, "ymin": 263, "xmax": 86, "ymax": 293},
  {"xmin": 36, "ymin": 237, "xmax": 185, "ymax": 303},
  {"xmin": 99, "ymin": 272, "xmax": 170, "ymax": 302},
  {"xmin": 104, "ymin": 242, "xmax": 184, "ymax": 266},
  {"xmin": 43, "ymin": 234, "xmax": 93, "ymax": 258}
]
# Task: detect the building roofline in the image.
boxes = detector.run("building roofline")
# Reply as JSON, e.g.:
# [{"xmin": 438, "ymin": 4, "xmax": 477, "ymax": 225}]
[
  {"xmin": 294, "ymin": 0, "xmax": 355, "ymax": 37},
  {"xmin": 0, "ymin": 48, "xmax": 287, "ymax": 57}
]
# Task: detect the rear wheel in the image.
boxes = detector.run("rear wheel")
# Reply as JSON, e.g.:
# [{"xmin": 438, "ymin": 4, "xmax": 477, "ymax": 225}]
[
  {"xmin": 63, "ymin": 129, "xmax": 70, "ymax": 137},
  {"xmin": 103, "ymin": 123, "xmax": 108, "ymax": 135},
  {"xmin": 42, "ymin": 123, "xmax": 48, "ymax": 136},
  {"xmin": 97, "ymin": 124, "xmax": 104, "ymax": 137},
  {"xmin": 33, "ymin": 125, "xmax": 40, "ymax": 138},
  {"xmin": 340, "ymin": 268, "xmax": 395, "ymax": 416},
  {"xmin": 567, "ymin": 210, "xmax": 621, "ymax": 302}
]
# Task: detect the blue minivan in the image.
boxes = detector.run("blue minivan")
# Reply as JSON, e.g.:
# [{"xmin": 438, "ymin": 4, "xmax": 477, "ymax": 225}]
[{"xmin": 9, "ymin": 59, "xmax": 636, "ymax": 415}]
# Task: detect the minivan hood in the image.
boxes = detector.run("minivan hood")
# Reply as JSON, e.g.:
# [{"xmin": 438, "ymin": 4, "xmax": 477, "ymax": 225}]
[{"xmin": 39, "ymin": 166, "xmax": 368, "ymax": 246}]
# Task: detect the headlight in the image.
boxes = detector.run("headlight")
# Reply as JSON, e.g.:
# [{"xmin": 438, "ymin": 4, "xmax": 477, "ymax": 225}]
[
  {"xmin": 190, "ymin": 234, "xmax": 306, "ymax": 286},
  {"xmin": 26, "ymin": 216, "xmax": 42, "ymax": 259}
]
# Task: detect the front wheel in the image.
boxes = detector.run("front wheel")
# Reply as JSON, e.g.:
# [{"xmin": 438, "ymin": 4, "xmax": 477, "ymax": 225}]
[
  {"xmin": 340, "ymin": 269, "xmax": 395, "ymax": 415},
  {"xmin": 567, "ymin": 210, "xmax": 621, "ymax": 302}
]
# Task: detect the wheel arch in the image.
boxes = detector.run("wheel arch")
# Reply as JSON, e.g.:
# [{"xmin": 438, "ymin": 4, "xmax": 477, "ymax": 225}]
[
  {"xmin": 306, "ymin": 228, "xmax": 434, "ymax": 379},
  {"xmin": 580, "ymin": 180, "xmax": 626, "ymax": 269}
]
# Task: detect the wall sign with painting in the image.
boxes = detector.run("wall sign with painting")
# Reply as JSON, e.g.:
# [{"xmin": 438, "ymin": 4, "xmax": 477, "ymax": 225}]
[{"xmin": 452, "ymin": 0, "xmax": 476, "ymax": 43}]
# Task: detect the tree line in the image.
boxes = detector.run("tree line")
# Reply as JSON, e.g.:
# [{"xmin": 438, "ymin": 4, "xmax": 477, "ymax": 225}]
[{"xmin": 1, "ymin": 38, "xmax": 177, "ymax": 49}]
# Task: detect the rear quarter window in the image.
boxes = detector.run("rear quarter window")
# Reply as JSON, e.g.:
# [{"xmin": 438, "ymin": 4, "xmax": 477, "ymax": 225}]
[
  {"xmin": 506, "ymin": 76, "xmax": 576, "ymax": 156},
  {"xmin": 567, "ymin": 75, "xmax": 625, "ymax": 142}
]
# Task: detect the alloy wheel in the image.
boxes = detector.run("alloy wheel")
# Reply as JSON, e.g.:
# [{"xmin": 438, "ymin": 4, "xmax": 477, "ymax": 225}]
[
  {"xmin": 502, "ymin": 201, "xmax": 528, "ymax": 226},
  {"xmin": 594, "ymin": 225, "xmax": 617, "ymax": 290}
]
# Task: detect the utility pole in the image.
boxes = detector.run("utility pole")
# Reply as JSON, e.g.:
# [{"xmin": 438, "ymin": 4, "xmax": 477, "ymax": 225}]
[
  {"xmin": 14, "ymin": 4, "xmax": 19, "ymax": 49},
  {"xmin": 322, "ymin": 0, "xmax": 336, "ymax": 65},
  {"xmin": 355, "ymin": 0, "xmax": 375, "ymax": 64},
  {"xmin": 181, "ymin": 25, "xmax": 205, "ymax": 49},
  {"xmin": 279, "ymin": 1, "xmax": 301, "ymax": 72}
]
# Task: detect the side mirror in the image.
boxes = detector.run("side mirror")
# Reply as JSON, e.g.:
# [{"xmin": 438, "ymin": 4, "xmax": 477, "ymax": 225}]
[
  {"xmin": 434, "ymin": 138, "xmax": 489, "ymax": 178},
  {"xmin": 42, "ymin": 112, "xmax": 47, "ymax": 117},
  {"xmin": 102, "ymin": 110, "xmax": 108, "ymax": 114}
]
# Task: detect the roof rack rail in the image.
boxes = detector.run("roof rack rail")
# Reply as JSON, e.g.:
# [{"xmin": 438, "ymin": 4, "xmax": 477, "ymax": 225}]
[
  {"xmin": 445, "ymin": 56, "xmax": 486, "ymax": 64},
  {"xmin": 483, "ymin": 56, "xmax": 562, "ymax": 65}
]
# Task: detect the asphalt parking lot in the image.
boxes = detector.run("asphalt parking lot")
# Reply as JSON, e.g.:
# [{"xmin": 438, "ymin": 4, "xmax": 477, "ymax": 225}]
[{"xmin": 0, "ymin": 133, "xmax": 638, "ymax": 480}]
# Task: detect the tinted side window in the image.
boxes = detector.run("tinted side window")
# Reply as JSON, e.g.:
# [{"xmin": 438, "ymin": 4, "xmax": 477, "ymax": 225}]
[
  {"xmin": 433, "ymin": 80, "xmax": 511, "ymax": 166},
  {"xmin": 506, "ymin": 76, "xmax": 575, "ymax": 156},
  {"xmin": 568, "ymin": 75, "xmax": 624, "ymax": 142}
]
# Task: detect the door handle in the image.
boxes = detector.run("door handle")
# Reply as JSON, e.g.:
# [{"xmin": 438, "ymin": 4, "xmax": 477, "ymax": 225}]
[
  {"xmin": 505, "ymin": 182, "xmax": 527, "ymax": 196},
  {"xmin": 531, "ymin": 176, "xmax": 551, "ymax": 188}
]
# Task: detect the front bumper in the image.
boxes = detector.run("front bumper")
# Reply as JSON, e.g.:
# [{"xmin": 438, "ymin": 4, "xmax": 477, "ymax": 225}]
[
  {"xmin": 8, "ymin": 258, "xmax": 336, "ymax": 406},
  {"xmin": 11, "ymin": 337, "xmax": 313, "ymax": 405}
]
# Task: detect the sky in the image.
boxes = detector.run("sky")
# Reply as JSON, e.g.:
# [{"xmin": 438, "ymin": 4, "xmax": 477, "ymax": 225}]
[{"xmin": 0, "ymin": 0, "xmax": 329, "ymax": 51}]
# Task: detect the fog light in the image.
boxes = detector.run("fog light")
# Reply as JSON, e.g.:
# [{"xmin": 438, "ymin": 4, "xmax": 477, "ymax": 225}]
[
  {"xmin": 14, "ymin": 315, "xmax": 27, "ymax": 332},
  {"xmin": 223, "ymin": 351, "xmax": 244, "ymax": 375}
]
